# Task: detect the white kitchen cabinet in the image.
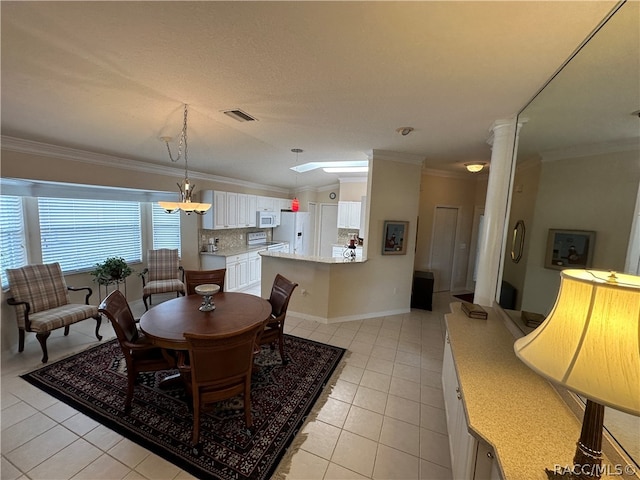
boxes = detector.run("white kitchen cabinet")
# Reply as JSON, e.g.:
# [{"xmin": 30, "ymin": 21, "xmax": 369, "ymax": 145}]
[
  {"xmin": 257, "ymin": 196, "xmax": 276, "ymax": 212},
  {"xmin": 226, "ymin": 253, "xmax": 248, "ymax": 292},
  {"xmin": 248, "ymin": 249, "xmax": 263, "ymax": 285},
  {"xmin": 225, "ymin": 192, "xmax": 238, "ymax": 228},
  {"xmin": 442, "ymin": 336, "xmax": 501, "ymax": 480},
  {"xmin": 247, "ymin": 195, "xmax": 257, "ymax": 227},
  {"xmin": 203, "ymin": 191, "xmax": 259, "ymax": 230},
  {"xmin": 337, "ymin": 201, "xmax": 361, "ymax": 229},
  {"xmin": 236, "ymin": 194, "xmax": 258, "ymax": 228},
  {"xmin": 202, "ymin": 190, "xmax": 228, "ymax": 230}
]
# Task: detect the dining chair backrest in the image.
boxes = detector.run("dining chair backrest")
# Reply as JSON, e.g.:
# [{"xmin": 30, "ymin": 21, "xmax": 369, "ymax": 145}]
[
  {"xmin": 147, "ymin": 249, "xmax": 181, "ymax": 281},
  {"xmin": 184, "ymin": 269, "xmax": 226, "ymax": 295},
  {"xmin": 268, "ymin": 274, "xmax": 298, "ymax": 320},
  {"xmin": 98, "ymin": 290, "xmax": 139, "ymax": 344},
  {"xmin": 184, "ymin": 323, "xmax": 262, "ymax": 385}
]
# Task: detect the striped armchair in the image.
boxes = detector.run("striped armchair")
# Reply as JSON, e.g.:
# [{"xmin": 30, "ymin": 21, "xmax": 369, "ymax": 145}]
[
  {"xmin": 6, "ymin": 262, "xmax": 102, "ymax": 363},
  {"xmin": 140, "ymin": 249, "xmax": 185, "ymax": 311}
]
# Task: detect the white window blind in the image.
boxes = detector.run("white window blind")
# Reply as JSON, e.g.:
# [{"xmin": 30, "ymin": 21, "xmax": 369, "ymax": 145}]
[
  {"xmin": 152, "ymin": 203, "xmax": 181, "ymax": 254},
  {"xmin": 1, "ymin": 196, "xmax": 27, "ymax": 288},
  {"xmin": 38, "ymin": 198, "xmax": 142, "ymax": 273}
]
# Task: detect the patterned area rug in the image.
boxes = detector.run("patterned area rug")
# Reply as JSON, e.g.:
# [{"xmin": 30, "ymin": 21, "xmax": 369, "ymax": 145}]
[{"xmin": 21, "ymin": 336, "xmax": 345, "ymax": 480}]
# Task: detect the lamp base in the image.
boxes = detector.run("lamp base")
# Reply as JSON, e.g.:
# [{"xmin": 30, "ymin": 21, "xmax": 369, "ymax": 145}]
[
  {"xmin": 544, "ymin": 399, "xmax": 605, "ymax": 480},
  {"xmin": 545, "ymin": 468, "xmax": 597, "ymax": 480}
]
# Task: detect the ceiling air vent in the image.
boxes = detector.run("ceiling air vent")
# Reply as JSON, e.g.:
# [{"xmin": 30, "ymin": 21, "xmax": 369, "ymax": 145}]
[{"xmin": 222, "ymin": 109, "xmax": 258, "ymax": 122}]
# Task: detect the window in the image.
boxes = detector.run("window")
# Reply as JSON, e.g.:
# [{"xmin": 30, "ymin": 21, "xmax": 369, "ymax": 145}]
[
  {"xmin": 152, "ymin": 203, "xmax": 181, "ymax": 254},
  {"xmin": 38, "ymin": 198, "xmax": 142, "ymax": 273},
  {"xmin": 0, "ymin": 196, "xmax": 27, "ymax": 288}
]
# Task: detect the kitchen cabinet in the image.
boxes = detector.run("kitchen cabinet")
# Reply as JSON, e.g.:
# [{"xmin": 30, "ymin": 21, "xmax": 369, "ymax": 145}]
[
  {"xmin": 248, "ymin": 249, "xmax": 263, "ymax": 285},
  {"xmin": 257, "ymin": 195, "xmax": 277, "ymax": 213},
  {"xmin": 226, "ymin": 253, "xmax": 248, "ymax": 292},
  {"xmin": 202, "ymin": 190, "xmax": 229, "ymax": 230},
  {"xmin": 247, "ymin": 195, "xmax": 257, "ymax": 227},
  {"xmin": 202, "ymin": 191, "xmax": 258, "ymax": 230},
  {"xmin": 442, "ymin": 336, "xmax": 500, "ymax": 480},
  {"xmin": 337, "ymin": 201, "xmax": 361, "ymax": 229}
]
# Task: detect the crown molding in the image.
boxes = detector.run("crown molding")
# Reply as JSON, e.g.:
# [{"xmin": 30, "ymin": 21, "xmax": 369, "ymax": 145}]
[
  {"xmin": 422, "ymin": 167, "xmax": 486, "ymax": 180},
  {"xmin": 1, "ymin": 136, "xmax": 290, "ymax": 195},
  {"xmin": 369, "ymin": 149, "xmax": 426, "ymax": 165}
]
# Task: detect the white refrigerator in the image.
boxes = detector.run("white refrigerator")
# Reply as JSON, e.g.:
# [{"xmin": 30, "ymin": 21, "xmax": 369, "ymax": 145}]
[{"xmin": 273, "ymin": 211, "xmax": 311, "ymax": 255}]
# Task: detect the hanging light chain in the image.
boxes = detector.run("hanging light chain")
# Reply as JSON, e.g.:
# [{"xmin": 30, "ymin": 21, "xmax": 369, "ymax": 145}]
[{"xmin": 165, "ymin": 104, "xmax": 189, "ymax": 164}]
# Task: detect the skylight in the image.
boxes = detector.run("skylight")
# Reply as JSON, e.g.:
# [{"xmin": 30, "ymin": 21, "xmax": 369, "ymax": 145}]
[{"xmin": 290, "ymin": 161, "xmax": 369, "ymax": 173}]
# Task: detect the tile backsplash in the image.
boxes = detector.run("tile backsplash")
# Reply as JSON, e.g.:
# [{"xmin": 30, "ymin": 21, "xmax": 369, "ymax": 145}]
[
  {"xmin": 337, "ymin": 228, "xmax": 362, "ymax": 246},
  {"xmin": 199, "ymin": 228, "xmax": 273, "ymax": 251}
]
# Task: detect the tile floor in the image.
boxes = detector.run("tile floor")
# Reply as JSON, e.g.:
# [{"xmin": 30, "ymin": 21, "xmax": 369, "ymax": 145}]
[{"xmin": 1, "ymin": 290, "xmax": 455, "ymax": 480}]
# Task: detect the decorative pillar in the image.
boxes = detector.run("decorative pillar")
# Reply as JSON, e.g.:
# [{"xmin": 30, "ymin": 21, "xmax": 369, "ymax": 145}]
[{"xmin": 474, "ymin": 117, "xmax": 524, "ymax": 306}]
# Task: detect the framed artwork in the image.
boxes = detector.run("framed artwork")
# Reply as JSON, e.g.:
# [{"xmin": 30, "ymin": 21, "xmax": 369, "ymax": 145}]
[
  {"xmin": 544, "ymin": 229, "xmax": 595, "ymax": 270},
  {"xmin": 382, "ymin": 220, "xmax": 409, "ymax": 255}
]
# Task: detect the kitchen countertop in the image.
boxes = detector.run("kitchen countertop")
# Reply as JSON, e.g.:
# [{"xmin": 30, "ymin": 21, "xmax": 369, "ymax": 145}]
[
  {"xmin": 200, "ymin": 242, "xmax": 287, "ymax": 257},
  {"xmin": 259, "ymin": 250, "xmax": 366, "ymax": 264}
]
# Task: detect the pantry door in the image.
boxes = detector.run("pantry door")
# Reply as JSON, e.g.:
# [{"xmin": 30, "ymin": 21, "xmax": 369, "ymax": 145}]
[{"xmin": 430, "ymin": 206, "xmax": 459, "ymax": 292}]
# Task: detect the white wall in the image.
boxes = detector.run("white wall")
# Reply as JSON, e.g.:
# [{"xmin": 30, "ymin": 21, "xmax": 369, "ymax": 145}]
[{"xmin": 520, "ymin": 149, "xmax": 639, "ymax": 314}]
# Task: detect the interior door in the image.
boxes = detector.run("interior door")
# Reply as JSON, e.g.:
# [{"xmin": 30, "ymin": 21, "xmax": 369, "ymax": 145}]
[
  {"xmin": 318, "ymin": 204, "xmax": 338, "ymax": 258},
  {"xmin": 430, "ymin": 206, "xmax": 459, "ymax": 292}
]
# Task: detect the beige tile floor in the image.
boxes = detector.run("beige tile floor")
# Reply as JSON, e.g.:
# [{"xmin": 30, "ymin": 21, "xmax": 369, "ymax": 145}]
[{"xmin": 1, "ymin": 289, "xmax": 455, "ymax": 480}]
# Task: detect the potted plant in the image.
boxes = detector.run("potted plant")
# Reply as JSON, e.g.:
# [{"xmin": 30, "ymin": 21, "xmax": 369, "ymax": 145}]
[{"xmin": 90, "ymin": 257, "xmax": 133, "ymax": 285}]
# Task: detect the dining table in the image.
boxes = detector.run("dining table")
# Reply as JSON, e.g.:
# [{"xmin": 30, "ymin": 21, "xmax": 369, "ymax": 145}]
[{"xmin": 139, "ymin": 292, "xmax": 272, "ymax": 350}]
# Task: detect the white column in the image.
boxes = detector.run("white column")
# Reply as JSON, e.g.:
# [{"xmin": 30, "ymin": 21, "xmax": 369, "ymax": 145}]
[{"xmin": 474, "ymin": 117, "xmax": 523, "ymax": 306}]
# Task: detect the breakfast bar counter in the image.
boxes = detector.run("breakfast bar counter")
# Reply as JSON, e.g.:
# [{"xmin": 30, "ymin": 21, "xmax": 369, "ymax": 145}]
[{"xmin": 258, "ymin": 250, "xmax": 367, "ymax": 264}]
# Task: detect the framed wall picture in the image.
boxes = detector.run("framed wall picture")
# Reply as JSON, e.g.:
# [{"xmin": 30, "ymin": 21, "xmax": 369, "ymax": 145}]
[
  {"xmin": 544, "ymin": 229, "xmax": 596, "ymax": 270},
  {"xmin": 382, "ymin": 220, "xmax": 409, "ymax": 255}
]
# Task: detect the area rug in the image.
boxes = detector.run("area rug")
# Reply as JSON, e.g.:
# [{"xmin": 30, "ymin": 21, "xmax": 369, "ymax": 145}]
[{"xmin": 21, "ymin": 335, "xmax": 345, "ymax": 480}]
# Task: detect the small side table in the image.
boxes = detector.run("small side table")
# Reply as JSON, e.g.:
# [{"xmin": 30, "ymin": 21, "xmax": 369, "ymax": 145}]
[
  {"xmin": 98, "ymin": 279, "xmax": 128, "ymax": 302},
  {"xmin": 411, "ymin": 271, "xmax": 434, "ymax": 311}
]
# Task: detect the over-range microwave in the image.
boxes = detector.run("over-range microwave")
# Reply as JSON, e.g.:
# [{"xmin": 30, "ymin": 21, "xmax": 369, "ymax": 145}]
[{"xmin": 257, "ymin": 211, "xmax": 277, "ymax": 228}]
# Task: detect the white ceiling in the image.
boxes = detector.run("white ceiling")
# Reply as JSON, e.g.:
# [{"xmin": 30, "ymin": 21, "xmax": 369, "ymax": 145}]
[{"xmin": 0, "ymin": 1, "xmax": 622, "ymax": 190}]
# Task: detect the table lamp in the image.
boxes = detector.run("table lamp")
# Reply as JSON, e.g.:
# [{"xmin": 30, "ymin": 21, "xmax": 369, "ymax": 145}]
[{"xmin": 514, "ymin": 269, "xmax": 640, "ymax": 479}]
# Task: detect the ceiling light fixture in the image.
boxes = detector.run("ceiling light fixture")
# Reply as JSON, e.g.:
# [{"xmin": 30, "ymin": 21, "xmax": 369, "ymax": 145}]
[
  {"xmin": 291, "ymin": 148, "xmax": 302, "ymax": 212},
  {"xmin": 158, "ymin": 104, "xmax": 211, "ymax": 215},
  {"xmin": 396, "ymin": 127, "xmax": 414, "ymax": 136},
  {"xmin": 465, "ymin": 162, "xmax": 486, "ymax": 173}
]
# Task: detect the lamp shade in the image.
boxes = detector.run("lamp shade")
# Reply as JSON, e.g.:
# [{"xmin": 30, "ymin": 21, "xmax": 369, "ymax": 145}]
[
  {"xmin": 291, "ymin": 197, "xmax": 300, "ymax": 212},
  {"xmin": 514, "ymin": 269, "xmax": 640, "ymax": 416}
]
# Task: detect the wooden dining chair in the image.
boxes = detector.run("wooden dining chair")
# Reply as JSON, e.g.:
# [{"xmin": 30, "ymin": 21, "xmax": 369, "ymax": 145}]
[
  {"xmin": 177, "ymin": 323, "xmax": 263, "ymax": 446},
  {"xmin": 256, "ymin": 274, "xmax": 298, "ymax": 364},
  {"xmin": 98, "ymin": 290, "xmax": 173, "ymax": 413},
  {"xmin": 183, "ymin": 269, "xmax": 226, "ymax": 295},
  {"xmin": 140, "ymin": 249, "xmax": 185, "ymax": 311}
]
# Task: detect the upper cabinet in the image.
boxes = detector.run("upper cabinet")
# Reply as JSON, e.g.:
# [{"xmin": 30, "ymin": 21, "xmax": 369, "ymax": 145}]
[
  {"xmin": 337, "ymin": 201, "xmax": 361, "ymax": 229},
  {"xmin": 203, "ymin": 191, "xmax": 282, "ymax": 230}
]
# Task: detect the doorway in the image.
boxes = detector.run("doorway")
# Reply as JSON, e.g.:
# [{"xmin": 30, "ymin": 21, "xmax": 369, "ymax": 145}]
[{"xmin": 430, "ymin": 206, "xmax": 459, "ymax": 292}]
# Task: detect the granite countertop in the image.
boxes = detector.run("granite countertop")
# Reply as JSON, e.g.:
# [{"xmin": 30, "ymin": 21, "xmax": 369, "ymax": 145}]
[
  {"xmin": 200, "ymin": 243, "xmax": 286, "ymax": 257},
  {"xmin": 259, "ymin": 250, "xmax": 366, "ymax": 264},
  {"xmin": 445, "ymin": 302, "xmax": 622, "ymax": 479}
]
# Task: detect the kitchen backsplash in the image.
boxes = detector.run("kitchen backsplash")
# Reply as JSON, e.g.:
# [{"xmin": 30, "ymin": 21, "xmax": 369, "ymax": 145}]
[
  {"xmin": 337, "ymin": 228, "xmax": 362, "ymax": 246},
  {"xmin": 199, "ymin": 228, "xmax": 273, "ymax": 251}
]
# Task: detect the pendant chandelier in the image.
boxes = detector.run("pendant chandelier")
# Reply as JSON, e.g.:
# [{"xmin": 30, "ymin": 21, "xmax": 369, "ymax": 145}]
[
  {"xmin": 158, "ymin": 104, "xmax": 211, "ymax": 215},
  {"xmin": 291, "ymin": 148, "xmax": 302, "ymax": 212}
]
